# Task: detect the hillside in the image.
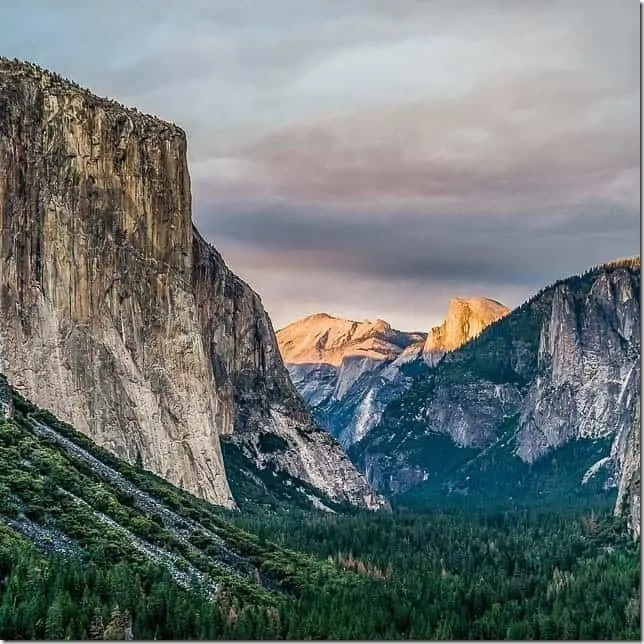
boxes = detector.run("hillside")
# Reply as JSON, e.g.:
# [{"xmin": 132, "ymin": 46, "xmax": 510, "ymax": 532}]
[
  {"xmin": 0, "ymin": 376, "xmax": 639, "ymax": 639},
  {"xmin": 423, "ymin": 297, "xmax": 510, "ymax": 366},
  {"xmin": 0, "ymin": 375, "xmax": 389, "ymax": 638},
  {"xmin": 277, "ymin": 313, "xmax": 426, "ymax": 367}
]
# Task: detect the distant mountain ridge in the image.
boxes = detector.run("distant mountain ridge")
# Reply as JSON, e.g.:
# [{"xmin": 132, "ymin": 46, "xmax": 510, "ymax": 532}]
[
  {"xmin": 277, "ymin": 313, "xmax": 426, "ymax": 367},
  {"xmin": 277, "ymin": 298, "xmax": 506, "ymax": 447}
]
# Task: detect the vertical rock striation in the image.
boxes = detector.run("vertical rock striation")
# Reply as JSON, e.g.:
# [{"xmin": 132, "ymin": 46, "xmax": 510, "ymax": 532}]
[
  {"xmin": 423, "ymin": 297, "xmax": 509, "ymax": 366},
  {"xmin": 351, "ymin": 259, "xmax": 640, "ymax": 529},
  {"xmin": 516, "ymin": 266, "xmax": 640, "ymax": 462},
  {"xmin": 0, "ymin": 59, "xmax": 382, "ymax": 510},
  {"xmin": 613, "ymin": 364, "xmax": 641, "ymax": 537}
]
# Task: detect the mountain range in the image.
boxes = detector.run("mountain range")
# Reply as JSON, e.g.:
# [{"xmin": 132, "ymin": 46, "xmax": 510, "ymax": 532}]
[
  {"xmin": 3, "ymin": 59, "xmax": 637, "ymax": 534},
  {"xmin": 277, "ymin": 298, "xmax": 509, "ymax": 447},
  {"xmin": 0, "ymin": 56, "xmax": 639, "ymax": 640},
  {"xmin": 279, "ymin": 260, "xmax": 641, "ymax": 536}
]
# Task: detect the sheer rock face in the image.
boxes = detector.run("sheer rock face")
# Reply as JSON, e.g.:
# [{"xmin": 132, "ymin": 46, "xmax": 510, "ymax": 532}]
[
  {"xmin": 613, "ymin": 363, "xmax": 641, "ymax": 538},
  {"xmin": 351, "ymin": 261, "xmax": 641, "ymax": 531},
  {"xmin": 0, "ymin": 59, "xmax": 383, "ymax": 510},
  {"xmin": 515, "ymin": 269, "xmax": 640, "ymax": 462},
  {"xmin": 423, "ymin": 297, "xmax": 510, "ymax": 366}
]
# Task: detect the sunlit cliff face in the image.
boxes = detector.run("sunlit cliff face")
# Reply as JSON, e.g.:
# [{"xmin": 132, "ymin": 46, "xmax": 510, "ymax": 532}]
[
  {"xmin": 423, "ymin": 297, "xmax": 510, "ymax": 360},
  {"xmin": 277, "ymin": 297, "xmax": 508, "ymax": 368}
]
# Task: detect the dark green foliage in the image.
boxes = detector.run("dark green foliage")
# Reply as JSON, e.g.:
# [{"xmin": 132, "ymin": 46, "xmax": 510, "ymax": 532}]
[
  {"xmin": 257, "ymin": 433, "xmax": 289, "ymax": 454},
  {"xmin": 0, "ymin": 525, "xmax": 264, "ymax": 640},
  {"xmin": 1, "ymin": 500, "xmax": 640, "ymax": 639},
  {"xmin": 0, "ymin": 380, "xmax": 639, "ymax": 639},
  {"xmin": 396, "ymin": 429, "xmax": 616, "ymax": 509},
  {"xmin": 229, "ymin": 504, "xmax": 640, "ymax": 640}
]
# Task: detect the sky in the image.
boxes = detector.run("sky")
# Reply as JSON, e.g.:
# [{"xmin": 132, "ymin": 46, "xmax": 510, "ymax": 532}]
[{"xmin": 1, "ymin": 0, "xmax": 640, "ymax": 331}]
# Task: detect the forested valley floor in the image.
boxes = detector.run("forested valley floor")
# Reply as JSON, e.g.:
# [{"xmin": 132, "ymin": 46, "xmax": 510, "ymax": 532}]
[
  {"xmin": 2, "ymin": 499, "xmax": 639, "ymax": 639},
  {"xmin": 0, "ymin": 385, "xmax": 639, "ymax": 640}
]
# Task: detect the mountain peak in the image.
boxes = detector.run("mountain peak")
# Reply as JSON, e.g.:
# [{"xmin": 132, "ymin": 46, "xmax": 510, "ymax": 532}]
[
  {"xmin": 277, "ymin": 314, "xmax": 425, "ymax": 367},
  {"xmin": 450, "ymin": 296, "xmax": 506, "ymax": 309},
  {"xmin": 423, "ymin": 296, "xmax": 510, "ymax": 364}
]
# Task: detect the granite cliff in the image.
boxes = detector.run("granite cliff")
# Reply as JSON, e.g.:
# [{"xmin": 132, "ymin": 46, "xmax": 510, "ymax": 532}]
[
  {"xmin": 277, "ymin": 313, "xmax": 426, "ymax": 446},
  {"xmin": 0, "ymin": 58, "xmax": 383, "ymax": 510},
  {"xmin": 350, "ymin": 259, "xmax": 640, "ymax": 528},
  {"xmin": 613, "ymin": 363, "xmax": 641, "ymax": 537},
  {"xmin": 277, "ymin": 313, "xmax": 425, "ymax": 367},
  {"xmin": 423, "ymin": 297, "xmax": 509, "ymax": 366}
]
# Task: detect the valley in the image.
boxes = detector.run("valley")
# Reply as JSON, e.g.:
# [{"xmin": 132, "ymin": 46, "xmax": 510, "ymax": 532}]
[
  {"xmin": 0, "ymin": 379, "xmax": 639, "ymax": 639},
  {"xmin": 0, "ymin": 54, "xmax": 639, "ymax": 641},
  {"xmin": 280, "ymin": 259, "xmax": 641, "ymax": 537}
]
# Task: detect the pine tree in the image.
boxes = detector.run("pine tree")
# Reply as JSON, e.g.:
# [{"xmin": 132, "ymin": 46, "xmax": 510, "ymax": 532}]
[{"xmin": 45, "ymin": 599, "xmax": 65, "ymax": 640}]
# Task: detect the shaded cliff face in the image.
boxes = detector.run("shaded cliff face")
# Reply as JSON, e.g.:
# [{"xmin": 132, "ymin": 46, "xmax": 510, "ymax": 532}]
[
  {"xmin": 350, "ymin": 260, "xmax": 640, "ymax": 523},
  {"xmin": 423, "ymin": 297, "xmax": 510, "ymax": 366},
  {"xmin": 516, "ymin": 267, "xmax": 640, "ymax": 462},
  {"xmin": 613, "ymin": 363, "xmax": 641, "ymax": 537},
  {"xmin": 0, "ymin": 59, "xmax": 383, "ymax": 511}
]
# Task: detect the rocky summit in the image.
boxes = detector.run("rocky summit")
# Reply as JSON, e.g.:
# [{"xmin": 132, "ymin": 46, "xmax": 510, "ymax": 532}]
[
  {"xmin": 277, "ymin": 313, "xmax": 426, "ymax": 367},
  {"xmin": 277, "ymin": 313, "xmax": 426, "ymax": 447},
  {"xmin": 0, "ymin": 58, "xmax": 384, "ymax": 511},
  {"xmin": 423, "ymin": 297, "xmax": 510, "ymax": 366},
  {"xmin": 349, "ymin": 258, "xmax": 641, "ymax": 532}
]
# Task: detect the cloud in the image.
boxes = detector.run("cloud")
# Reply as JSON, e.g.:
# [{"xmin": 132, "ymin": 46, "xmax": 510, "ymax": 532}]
[
  {"xmin": 203, "ymin": 199, "xmax": 638, "ymax": 331},
  {"xmin": 197, "ymin": 200, "xmax": 638, "ymax": 287},
  {"xmin": 1, "ymin": 0, "xmax": 639, "ymax": 330},
  {"xmin": 223, "ymin": 74, "xmax": 637, "ymax": 208},
  {"xmin": 216, "ymin": 238, "xmax": 540, "ymax": 332}
]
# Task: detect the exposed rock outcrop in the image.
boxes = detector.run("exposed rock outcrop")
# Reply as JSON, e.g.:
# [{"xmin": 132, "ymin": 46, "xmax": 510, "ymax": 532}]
[
  {"xmin": 278, "ymin": 300, "xmax": 507, "ymax": 448},
  {"xmin": 423, "ymin": 297, "xmax": 510, "ymax": 366},
  {"xmin": 516, "ymin": 268, "xmax": 640, "ymax": 462},
  {"xmin": 277, "ymin": 313, "xmax": 425, "ymax": 367},
  {"xmin": 0, "ymin": 58, "xmax": 383, "ymax": 510},
  {"xmin": 277, "ymin": 314, "xmax": 426, "ymax": 447},
  {"xmin": 614, "ymin": 363, "xmax": 641, "ymax": 537},
  {"xmin": 0, "ymin": 374, "xmax": 15, "ymax": 420}
]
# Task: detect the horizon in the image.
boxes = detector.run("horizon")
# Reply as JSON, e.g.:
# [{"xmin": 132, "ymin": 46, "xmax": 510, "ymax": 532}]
[
  {"xmin": 275, "ymin": 254, "xmax": 641, "ymax": 333},
  {"xmin": 1, "ymin": 0, "xmax": 639, "ymax": 330}
]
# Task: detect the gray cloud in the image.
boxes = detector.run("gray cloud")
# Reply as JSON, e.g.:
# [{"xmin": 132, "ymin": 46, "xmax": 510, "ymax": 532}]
[
  {"xmin": 1, "ymin": 0, "xmax": 639, "ymax": 330},
  {"xmin": 213, "ymin": 210, "xmax": 637, "ymax": 331},
  {"xmin": 193, "ymin": 55, "xmax": 638, "ymax": 205},
  {"xmin": 197, "ymin": 200, "xmax": 638, "ymax": 287}
]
